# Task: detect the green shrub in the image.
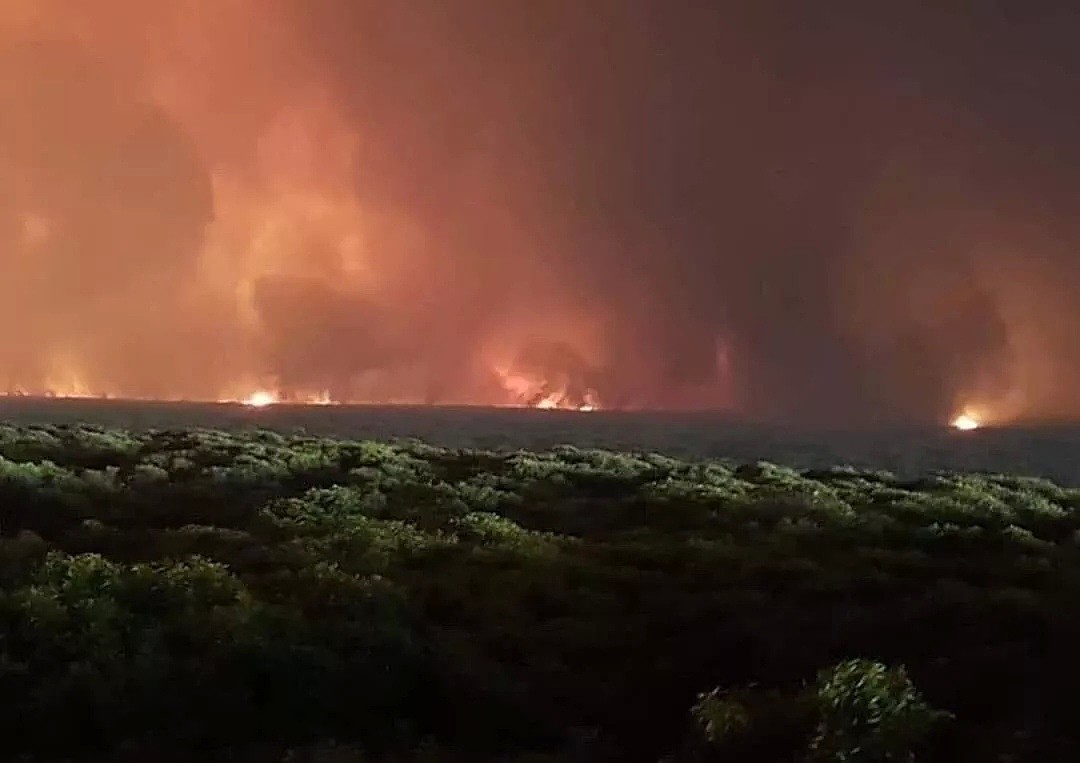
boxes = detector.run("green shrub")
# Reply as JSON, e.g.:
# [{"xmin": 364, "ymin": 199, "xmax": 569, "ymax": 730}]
[{"xmin": 809, "ymin": 659, "xmax": 951, "ymax": 762}]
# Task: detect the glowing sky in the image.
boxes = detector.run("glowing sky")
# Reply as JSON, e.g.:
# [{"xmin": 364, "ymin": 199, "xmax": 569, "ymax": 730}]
[{"xmin": 3, "ymin": 1, "xmax": 1080, "ymax": 424}]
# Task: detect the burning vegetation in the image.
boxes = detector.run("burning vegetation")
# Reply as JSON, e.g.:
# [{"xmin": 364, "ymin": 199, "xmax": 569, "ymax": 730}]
[
  {"xmin": 493, "ymin": 339, "xmax": 603, "ymax": 411},
  {"xmin": 0, "ymin": 4, "xmax": 622, "ymax": 413},
  {"xmin": 3, "ymin": 2, "xmax": 1080, "ymax": 426}
]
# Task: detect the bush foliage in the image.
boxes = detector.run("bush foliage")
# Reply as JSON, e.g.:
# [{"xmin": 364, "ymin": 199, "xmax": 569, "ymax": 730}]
[{"xmin": 0, "ymin": 423, "xmax": 1075, "ymax": 760}]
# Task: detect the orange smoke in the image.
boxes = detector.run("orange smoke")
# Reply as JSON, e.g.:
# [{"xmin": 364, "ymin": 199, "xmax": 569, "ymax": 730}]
[
  {"xmin": 6, "ymin": 3, "xmax": 1080, "ymax": 425},
  {"xmin": 0, "ymin": 0, "xmax": 620, "ymax": 410}
]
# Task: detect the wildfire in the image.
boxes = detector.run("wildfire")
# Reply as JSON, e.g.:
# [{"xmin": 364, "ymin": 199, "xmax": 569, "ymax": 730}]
[
  {"xmin": 493, "ymin": 366, "xmax": 599, "ymax": 412},
  {"xmin": 0, "ymin": 383, "xmax": 351, "ymax": 408},
  {"xmin": 230, "ymin": 388, "xmax": 337, "ymax": 408},
  {"xmin": 950, "ymin": 413, "xmax": 980, "ymax": 431},
  {"xmin": 242, "ymin": 390, "xmax": 278, "ymax": 408},
  {"xmin": 532, "ymin": 391, "xmax": 598, "ymax": 411}
]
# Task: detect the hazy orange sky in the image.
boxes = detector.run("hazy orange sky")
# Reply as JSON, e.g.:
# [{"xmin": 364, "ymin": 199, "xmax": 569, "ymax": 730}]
[{"xmin": 3, "ymin": 1, "xmax": 1080, "ymax": 424}]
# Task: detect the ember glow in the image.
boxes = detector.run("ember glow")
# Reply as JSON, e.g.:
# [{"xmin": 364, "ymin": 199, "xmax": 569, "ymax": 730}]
[
  {"xmin": 242, "ymin": 391, "xmax": 278, "ymax": 409},
  {"xmin": 951, "ymin": 414, "xmax": 981, "ymax": 431},
  {"xmin": 4, "ymin": 3, "xmax": 1080, "ymax": 425},
  {"xmin": 229, "ymin": 388, "xmax": 341, "ymax": 408},
  {"xmin": 493, "ymin": 364, "xmax": 601, "ymax": 412}
]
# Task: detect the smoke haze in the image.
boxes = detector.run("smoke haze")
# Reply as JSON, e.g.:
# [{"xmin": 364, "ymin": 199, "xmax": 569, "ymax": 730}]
[{"xmin": 3, "ymin": 1, "xmax": 1080, "ymax": 424}]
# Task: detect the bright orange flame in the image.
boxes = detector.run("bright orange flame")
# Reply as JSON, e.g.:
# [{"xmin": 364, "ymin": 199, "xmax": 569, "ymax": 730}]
[
  {"xmin": 1, "ymin": 383, "xmax": 352, "ymax": 407},
  {"xmin": 234, "ymin": 390, "xmax": 336, "ymax": 407},
  {"xmin": 951, "ymin": 413, "xmax": 980, "ymax": 430},
  {"xmin": 242, "ymin": 390, "xmax": 278, "ymax": 408},
  {"xmin": 493, "ymin": 366, "xmax": 599, "ymax": 412}
]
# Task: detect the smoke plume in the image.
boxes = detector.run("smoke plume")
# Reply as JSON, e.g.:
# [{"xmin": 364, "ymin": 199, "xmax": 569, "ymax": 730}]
[{"xmin": 3, "ymin": 1, "xmax": 1080, "ymax": 425}]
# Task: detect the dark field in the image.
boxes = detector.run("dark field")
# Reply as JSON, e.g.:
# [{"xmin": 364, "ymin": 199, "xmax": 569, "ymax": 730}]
[
  {"xmin": 0, "ymin": 404, "xmax": 1078, "ymax": 760},
  {"xmin": 1, "ymin": 397, "xmax": 1077, "ymax": 484}
]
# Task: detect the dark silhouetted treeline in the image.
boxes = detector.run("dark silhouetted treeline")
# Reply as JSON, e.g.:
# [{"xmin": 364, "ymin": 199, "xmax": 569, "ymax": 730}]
[{"xmin": 0, "ymin": 423, "xmax": 1075, "ymax": 761}]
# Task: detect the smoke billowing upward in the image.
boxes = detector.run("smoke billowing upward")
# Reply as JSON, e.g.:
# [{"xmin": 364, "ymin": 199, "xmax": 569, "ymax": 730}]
[{"xmin": 3, "ymin": 1, "xmax": 1080, "ymax": 425}]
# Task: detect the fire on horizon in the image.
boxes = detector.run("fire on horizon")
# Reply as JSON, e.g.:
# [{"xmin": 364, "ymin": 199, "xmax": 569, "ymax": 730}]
[
  {"xmin": 951, "ymin": 413, "xmax": 980, "ymax": 432},
  {"xmin": 4, "ymin": 2, "xmax": 1080, "ymax": 425}
]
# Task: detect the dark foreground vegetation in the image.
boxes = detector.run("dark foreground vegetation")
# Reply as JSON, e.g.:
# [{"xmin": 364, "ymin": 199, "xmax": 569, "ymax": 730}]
[{"xmin": 0, "ymin": 423, "xmax": 1076, "ymax": 761}]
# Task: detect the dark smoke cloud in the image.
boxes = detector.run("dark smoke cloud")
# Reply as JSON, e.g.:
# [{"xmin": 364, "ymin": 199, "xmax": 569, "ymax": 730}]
[{"xmin": 3, "ymin": 1, "xmax": 1080, "ymax": 423}]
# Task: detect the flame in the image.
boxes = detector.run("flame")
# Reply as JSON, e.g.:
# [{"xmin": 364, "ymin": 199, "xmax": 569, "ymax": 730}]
[
  {"xmin": 242, "ymin": 390, "xmax": 278, "ymax": 408},
  {"xmin": 0, "ymin": 3, "xmax": 703, "ymax": 415},
  {"xmin": 226, "ymin": 387, "xmax": 337, "ymax": 407},
  {"xmin": 950, "ymin": 412, "xmax": 980, "ymax": 431},
  {"xmin": 39, "ymin": 357, "xmax": 104, "ymax": 399},
  {"xmin": 493, "ymin": 365, "xmax": 599, "ymax": 412},
  {"xmin": 1, "ymin": 374, "xmax": 598, "ymax": 410}
]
